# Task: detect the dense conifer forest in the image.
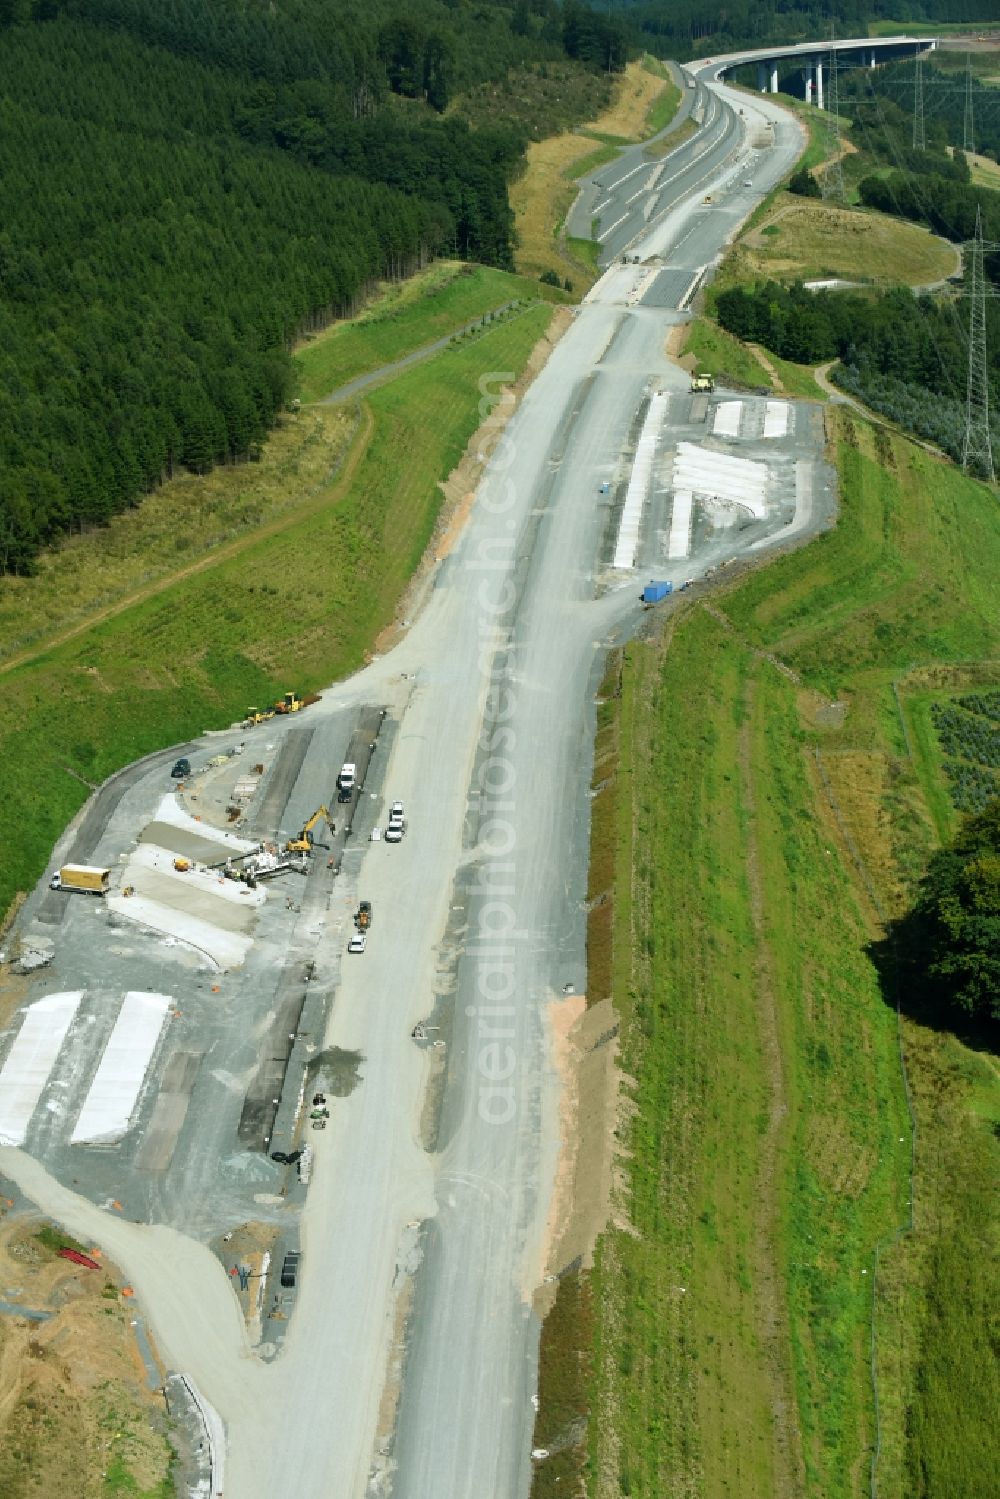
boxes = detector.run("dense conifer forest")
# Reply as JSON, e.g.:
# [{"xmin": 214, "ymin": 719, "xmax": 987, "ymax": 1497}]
[{"xmin": 0, "ymin": 0, "xmax": 626, "ymax": 574}]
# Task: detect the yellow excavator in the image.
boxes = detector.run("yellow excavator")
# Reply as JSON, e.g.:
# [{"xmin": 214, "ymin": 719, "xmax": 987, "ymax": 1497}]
[{"xmin": 285, "ymin": 805, "xmax": 335, "ymax": 854}]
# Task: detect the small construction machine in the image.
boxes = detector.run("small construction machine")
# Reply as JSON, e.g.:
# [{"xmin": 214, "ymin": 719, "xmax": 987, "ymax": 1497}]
[{"xmin": 285, "ymin": 805, "xmax": 335, "ymax": 854}]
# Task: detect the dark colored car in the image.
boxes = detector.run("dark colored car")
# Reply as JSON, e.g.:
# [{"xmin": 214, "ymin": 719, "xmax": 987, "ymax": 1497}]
[
  {"xmin": 280, "ymin": 1252, "xmax": 301, "ymax": 1288},
  {"xmin": 171, "ymin": 757, "xmax": 191, "ymax": 779}
]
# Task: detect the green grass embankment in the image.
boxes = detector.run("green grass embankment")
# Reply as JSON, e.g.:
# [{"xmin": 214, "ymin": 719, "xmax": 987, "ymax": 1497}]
[
  {"xmin": 588, "ymin": 616, "xmax": 911, "ymax": 1499},
  {"xmin": 295, "ymin": 261, "xmax": 556, "ymax": 402},
  {"xmin": 643, "ymin": 62, "xmax": 680, "ymax": 136},
  {"xmin": 564, "ymin": 411, "xmax": 999, "ymax": 1499},
  {"xmin": 0, "ymin": 292, "xmax": 552, "ymax": 921},
  {"xmin": 682, "ymin": 318, "xmax": 774, "ymax": 388}
]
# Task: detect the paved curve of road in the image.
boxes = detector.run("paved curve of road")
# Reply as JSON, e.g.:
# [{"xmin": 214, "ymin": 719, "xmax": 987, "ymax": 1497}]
[{"xmin": 3, "ymin": 57, "xmax": 822, "ymax": 1499}]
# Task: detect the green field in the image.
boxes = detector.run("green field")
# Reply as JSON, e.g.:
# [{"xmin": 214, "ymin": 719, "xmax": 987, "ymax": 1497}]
[
  {"xmin": 533, "ymin": 411, "xmax": 999, "ymax": 1499},
  {"xmin": 294, "ymin": 262, "xmax": 556, "ymax": 403},
  {"xmin": 0, "ymin": 298, "xmax": 552, "ymax": 923},
  {"xmin": 721, "ymin": 195, "xmax": 957, "ymax": 290}
]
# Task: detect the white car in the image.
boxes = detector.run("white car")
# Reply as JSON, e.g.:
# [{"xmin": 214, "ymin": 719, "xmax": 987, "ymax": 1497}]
[
  {"xmin": 384, "ymin": 825, "xmax": 403, "ymax": 843},
  {"xmin": 388, "ymin": 800, "xmax": 404, "ymax": 821},
  {"xmin": 347, "ymin": 933, "xmax": 366, "ymax": 954}
]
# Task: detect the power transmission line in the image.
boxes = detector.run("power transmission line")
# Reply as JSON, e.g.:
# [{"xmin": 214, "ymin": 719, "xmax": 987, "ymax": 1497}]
[
  {"xmin": 913, "ymin": 53, "xmax": 926, "ymax": 151},
  {"xmin": 962, "ymin": 208, "xmax": 995, "ymax": 481},
  {"xmin": 848, "ymin": 81, "xmax": 967, "ymax": 407},
  {"xmin": 829, "ymin": 59, "xmax": 996, "ymax": 477},
  {"xmin": 964, "ymin": 53, "xmax": 976, "ymax": 154}
]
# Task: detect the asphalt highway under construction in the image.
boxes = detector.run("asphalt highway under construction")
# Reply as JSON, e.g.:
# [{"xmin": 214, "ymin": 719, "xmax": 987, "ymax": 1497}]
[{"xmin": 0, "ymin": 53, "xmax": 841, "ymax": 1499}]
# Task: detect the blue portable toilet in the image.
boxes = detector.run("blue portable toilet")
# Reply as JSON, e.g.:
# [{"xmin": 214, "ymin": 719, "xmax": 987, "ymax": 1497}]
[{"xmin": 642, "ymin": 580, "xmax": 673, "ymax": 603}]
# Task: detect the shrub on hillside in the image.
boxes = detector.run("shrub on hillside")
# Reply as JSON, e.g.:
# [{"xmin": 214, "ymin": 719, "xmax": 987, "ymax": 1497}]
[
  {"xmin": 789, "ymin": 166, "xmax": 820, "ymax": 198},
  {"xmin": 883, "ymin": 801, "xmax": 1000, "ymax": 1033}
]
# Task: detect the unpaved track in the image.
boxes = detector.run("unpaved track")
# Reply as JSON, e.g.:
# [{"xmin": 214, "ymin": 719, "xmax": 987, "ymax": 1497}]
[{"xmin": 0, "ymin": 406, "xmax": 371, "ymax": 680}]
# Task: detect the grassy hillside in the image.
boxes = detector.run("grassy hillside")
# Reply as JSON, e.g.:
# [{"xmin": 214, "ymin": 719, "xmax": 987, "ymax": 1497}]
[
  {"xmin": 294, "ymin": 262, "xmax": 557, "ymax": 403},
  {"xmin": 0, "ymin": 284, "xmax": 552, "ymax": 923},
  {"xmin": 720, "ymin": 196, "xmax": 958, "ymax": 289},
  {"xmin": 533, "ymin": 412, "xmax": 999, "ymax": 1499}
]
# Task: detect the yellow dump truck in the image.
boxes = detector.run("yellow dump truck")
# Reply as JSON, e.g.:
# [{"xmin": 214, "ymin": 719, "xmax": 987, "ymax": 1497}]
[
  {"xmin": 49, "ymin": 865, "xmax": 112, "ymax": 895},
  {"xmin": 690, "ymin": 371, "xmax": 715, "ymax": 393}
]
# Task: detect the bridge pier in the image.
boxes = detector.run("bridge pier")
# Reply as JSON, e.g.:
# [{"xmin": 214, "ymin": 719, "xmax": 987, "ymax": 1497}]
[
  {"xmin": 757, "ymin": 61, "xmax": 767, "ymax": 93},
  {"xmin": 770, "ymin": 62, "xmax": 779, "ymax": 93},
  {"xmin": 802, "ymin": 67, "xmax": 812, "ymax": 104},
  {"xmin": 814, "ymin": 57, "xmax": 824, "ymax": 109}
]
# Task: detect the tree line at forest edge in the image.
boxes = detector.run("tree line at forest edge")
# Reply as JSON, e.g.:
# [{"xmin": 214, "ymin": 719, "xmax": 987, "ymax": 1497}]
[{"xmin": 0, "ymin": 0, "xmax": 628, "ymax": 575}]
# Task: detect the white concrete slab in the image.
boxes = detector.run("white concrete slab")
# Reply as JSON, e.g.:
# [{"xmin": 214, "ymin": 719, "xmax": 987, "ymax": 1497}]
[
  {"xmin": 673, "ymin": 442, "xmax": 768, "ymax": 519},
  {"xmin": 70, "ymin": 991, "xmax": 170, "ymax": 1145},
  {"xmin": 105, "ymin": 893, "xmax": 253, "ymax": 970},
  {"xmin": 712, "ymin": 401, "xmax": 743, "ymax": 437},
  {"xmin": 0, "ymin": 992, "xmax": 82, "ymax": 1146},
  {"xmin": 612, "ymin": 390, "xmax": 667, "ymax": 569},
  {"xmin": 763, "ymin": 400, "xmax": 790, "ymax": 437},
  {"xmin": 667, "ymin": 489, "xmax": 694, "ymax": 560}
]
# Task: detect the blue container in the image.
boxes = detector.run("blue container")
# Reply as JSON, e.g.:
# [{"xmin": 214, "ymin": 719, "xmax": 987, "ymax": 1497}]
[{"xmin": 642, "ymin": 580, "xmax": 672, "ymax": 603}]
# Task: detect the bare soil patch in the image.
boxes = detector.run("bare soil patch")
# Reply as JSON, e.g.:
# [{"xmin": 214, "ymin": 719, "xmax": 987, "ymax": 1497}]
[
  {"xmin": 0, "ymin": 1214, "xmax": 172, "ymax": 1498},
  {"xmin": 536, "ymin": 996, "xmax": 620, "ymax": 1315}
]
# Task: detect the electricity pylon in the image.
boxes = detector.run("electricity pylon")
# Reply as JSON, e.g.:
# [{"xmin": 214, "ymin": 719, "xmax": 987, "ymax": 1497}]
[
  {"xmin": 912, "ymin": 53, "xmax": 926, "ymax": 151},
  {"xmin": 962, "ymin": 208, "xmax": 995, "ymax": 482},
  {"xmin": 822, "ymin": 44, "xmax": 845, "ymax": 203}
]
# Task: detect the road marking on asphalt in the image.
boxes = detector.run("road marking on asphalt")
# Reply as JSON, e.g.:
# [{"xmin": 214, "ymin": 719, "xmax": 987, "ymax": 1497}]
[{"xmin": 597, "ymin": 213, "xmax": 629, "ymax": 245}]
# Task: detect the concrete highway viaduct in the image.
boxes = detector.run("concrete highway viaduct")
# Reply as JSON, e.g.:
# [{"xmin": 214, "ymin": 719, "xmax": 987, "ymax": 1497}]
[{"xmin": 702, "ymin": 34, "xmax": 937, "ymax": 108}]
